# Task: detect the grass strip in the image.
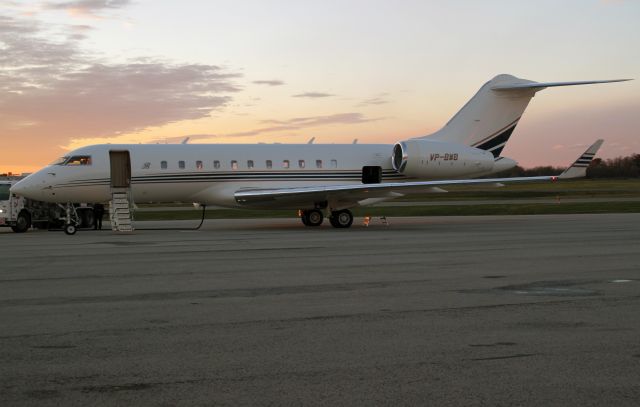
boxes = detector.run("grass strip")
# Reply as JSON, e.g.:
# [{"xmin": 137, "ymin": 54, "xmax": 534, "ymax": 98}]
[{"xmin": 133, "ymin": 201, "xmax": 640, "ymax": 221}]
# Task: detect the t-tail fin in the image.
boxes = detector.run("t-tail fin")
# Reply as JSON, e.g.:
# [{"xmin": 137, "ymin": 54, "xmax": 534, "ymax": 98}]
[
  {"xmin": 420, "ymin": 75, "xmax": 630, "ymax": 157},
  {"xmin": 559, "ymin": 139, "xmax": 604, "ymax": 179}
]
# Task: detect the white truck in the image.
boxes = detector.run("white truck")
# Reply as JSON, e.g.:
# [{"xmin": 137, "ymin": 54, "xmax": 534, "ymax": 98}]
[{"xmin": 0, "ymin": 180, "xmax": 95, "ymax": 233}]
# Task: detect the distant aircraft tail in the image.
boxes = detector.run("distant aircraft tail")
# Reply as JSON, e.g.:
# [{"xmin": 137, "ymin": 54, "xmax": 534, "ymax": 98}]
[
  {"xmin": 420, "ymin": 74, "xmax": 629, "ymax": 157},
  {"xmin": 559, "ymin": 139, "xmax": 604, "ymax": 179}
]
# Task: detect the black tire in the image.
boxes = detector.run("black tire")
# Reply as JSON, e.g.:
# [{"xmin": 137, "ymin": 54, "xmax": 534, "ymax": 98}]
[
  {"xmin": 304, "ymin": 209, "xmax": 323, "ymax": 227},
  {"xmin": 300, "ymin": 210, "xmax": 321, "ymax": 226},
  {"xmin": 330, "ymin": 209, "xmax": 353, "ymax": 229},
  {"xmin": 64, "ymin": 223, "xmax": 77, "ymax": 235},
  {"xmin": 11, "ymin": 211, "xmax": 31, "ymax": 233}
]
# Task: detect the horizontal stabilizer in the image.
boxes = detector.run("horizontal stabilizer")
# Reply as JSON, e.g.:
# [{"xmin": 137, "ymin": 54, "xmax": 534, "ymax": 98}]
[
  {"xmin": 492, "ymin": 79, "xmax": 631, "ymax": 91},
  {"xmin": 559, "ymin": 139, "xmax": 604, "ymax": 179}
]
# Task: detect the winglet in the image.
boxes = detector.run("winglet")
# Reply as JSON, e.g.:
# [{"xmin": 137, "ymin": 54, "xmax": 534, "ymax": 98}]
[{"xmin": 559, "ymin": 139, "xmax": 604, "ymax": 179}]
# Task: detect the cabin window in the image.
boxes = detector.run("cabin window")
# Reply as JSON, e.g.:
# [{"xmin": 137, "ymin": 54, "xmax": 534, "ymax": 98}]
[
  {"xmin": 316, "ymin": 159, "xmax": 322, "ymax": 169},
  {"xmin": 196, "ymin": 160, "xmax": 203, "ymax": 170},
  {"xmin": 161, "ymin": 161, "xmax": 168, "ymax": 169},
  {"xmin": 214, "ymin": 160, "xmax": 220, "ymax": 169},
  {"xmin": 247, "ymin": 160, "xmax": 254, "ymax": 169},
  {"xmin": 178, "ymin": 160, "xmax": 185, "ymax": 169},
  {"xmin": 298, "ymin": 160, "xmax": 305, "ymax": 169},
  {"xmin": 65, "ymin": 155, "xmax": 92, "ymax": 166},
  {"xmin": 282, "ymin": 160, "xmax": 290, "ymax": 169},
  {"xmin": 266, "ymin": 160, "xmax": 272, "ymax": 169},
  {"xmin": 331, "ymin": 159, "xmax": 338, "ymax": 168},
  {"xmin": 231, "ymin": 160, "xmax": 238, "ymax": 170}
]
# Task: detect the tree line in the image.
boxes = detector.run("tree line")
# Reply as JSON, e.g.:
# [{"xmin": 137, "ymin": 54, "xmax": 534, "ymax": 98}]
[{"xmin": 494, "ymin": 153, "xmax": 640, "ymax": 178}]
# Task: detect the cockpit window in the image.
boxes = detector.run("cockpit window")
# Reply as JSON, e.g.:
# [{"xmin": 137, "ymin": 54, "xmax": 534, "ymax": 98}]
[
  {"xmin": 64, "ymin": 156, "xmax": 92, "ymax": 166},
  {"xmin": 51, "ymin": 156, "xmax": 69, "ymax": 165}
]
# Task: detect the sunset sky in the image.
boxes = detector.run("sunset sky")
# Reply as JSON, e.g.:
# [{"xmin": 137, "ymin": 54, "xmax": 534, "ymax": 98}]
[{"xmin": 1, "ymin": 0, "xmax": 639, "ymax": 174}]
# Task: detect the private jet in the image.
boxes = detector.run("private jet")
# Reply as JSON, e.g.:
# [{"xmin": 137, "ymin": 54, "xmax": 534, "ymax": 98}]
[{"xmin": 11, "ymin": 74, "xmax": 628, "ymax": 233}]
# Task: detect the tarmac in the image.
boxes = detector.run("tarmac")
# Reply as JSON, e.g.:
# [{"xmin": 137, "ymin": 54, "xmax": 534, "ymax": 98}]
[{"xmin": 1, "ymin": 214, "xmax": 639, "ymax": 406}]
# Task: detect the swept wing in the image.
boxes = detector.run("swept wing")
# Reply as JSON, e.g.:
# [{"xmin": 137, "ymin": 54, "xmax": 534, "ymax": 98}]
[{"xmin": 235, "ymin": 140, "xmax": 603, "ymax": 208}]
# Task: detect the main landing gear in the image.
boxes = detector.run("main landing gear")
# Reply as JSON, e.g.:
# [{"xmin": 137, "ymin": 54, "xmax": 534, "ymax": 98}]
[
  {"xmin": 299, "ymin": 209, "xmax": 353, "ymax": 229},
  {"xmin": 329, "ymin": 210, "xmax": 353, "ymax": 228}
]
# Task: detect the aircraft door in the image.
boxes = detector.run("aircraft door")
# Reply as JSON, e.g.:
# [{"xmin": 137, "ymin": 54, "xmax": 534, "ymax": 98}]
[
  {"xmin": 109, "ymin": 150, "xmax": 131, "ymax": 188},
  {"xmin": 362, "ymin": 166, "xmax": 382, "ymax": 184}
]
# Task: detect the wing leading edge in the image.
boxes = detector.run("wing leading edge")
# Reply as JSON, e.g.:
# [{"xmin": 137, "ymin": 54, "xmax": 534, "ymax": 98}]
[{"xmin": 234, "ymin": 140, "xmax": 603, "ymax": 208}]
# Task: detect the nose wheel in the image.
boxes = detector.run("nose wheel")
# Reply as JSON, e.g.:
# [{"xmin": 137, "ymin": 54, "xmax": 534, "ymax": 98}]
[
  {"xmin": 64, "ymin": 223, "xmax": 77, "ymax": 235},
  {"xmin": 329, "ymin": 209, "xmax": 353, "ymax": 228}
]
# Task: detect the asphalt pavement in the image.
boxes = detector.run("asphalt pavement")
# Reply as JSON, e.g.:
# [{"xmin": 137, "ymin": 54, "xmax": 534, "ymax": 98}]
[{"xmin": 1, "ymin": 214, "xmax": 639, "ymax": 406}]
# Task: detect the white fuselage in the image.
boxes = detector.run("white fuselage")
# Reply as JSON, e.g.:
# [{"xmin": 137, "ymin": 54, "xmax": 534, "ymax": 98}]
[
  {"xmin": 18, "ymin": 144, "xmax": 395, "ymax": 206},
  {"xmin": 14, "ymin": 142, "xmax": 508, "ymax": 208}
]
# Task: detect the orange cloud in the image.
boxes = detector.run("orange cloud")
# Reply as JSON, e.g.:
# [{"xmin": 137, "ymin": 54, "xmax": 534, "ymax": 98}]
[
  {"xmin": 0, "ymin": 15, "xmax": 241, "ymax": 174},
  {"xmin": 44, "ymin": 0, "xmax": 132, "ymax": 19}
]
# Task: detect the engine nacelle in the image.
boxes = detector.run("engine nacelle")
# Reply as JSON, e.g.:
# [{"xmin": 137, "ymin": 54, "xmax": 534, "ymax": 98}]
[{"xmin": 392, "ymin": 139, "xmax": 495, "ymax": 179}]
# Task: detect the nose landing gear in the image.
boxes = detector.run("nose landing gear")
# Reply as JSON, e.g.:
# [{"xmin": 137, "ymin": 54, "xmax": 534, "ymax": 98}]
[{"xmin": 59, "ymin": 203, "xmax": 80, "ymax": 235}]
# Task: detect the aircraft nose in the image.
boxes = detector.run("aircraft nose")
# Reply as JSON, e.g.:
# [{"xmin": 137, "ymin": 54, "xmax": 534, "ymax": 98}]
[
  {"xmin": 10, "ymin": 178, "xmax": 31, "ymax": 197},
  {"xmin": 10, "ymin": 175, "xmax": 45, "ymax": 200}
]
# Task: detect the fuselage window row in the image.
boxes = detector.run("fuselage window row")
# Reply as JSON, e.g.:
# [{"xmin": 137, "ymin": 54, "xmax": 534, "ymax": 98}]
[{"xmin": 157, "ymin": 159, "xmax": 337, "ymax": 170}]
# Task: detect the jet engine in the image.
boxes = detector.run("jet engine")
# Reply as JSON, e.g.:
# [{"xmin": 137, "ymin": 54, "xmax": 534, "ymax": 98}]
[{"xmin": 391, "ymin": 139, "xmax": 496, "ymax": 178}]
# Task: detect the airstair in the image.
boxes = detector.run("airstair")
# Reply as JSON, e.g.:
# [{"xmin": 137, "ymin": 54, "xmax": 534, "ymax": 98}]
[{"xmin": 109, "ymin": 188, "xmax": 134, "ymax": 232}]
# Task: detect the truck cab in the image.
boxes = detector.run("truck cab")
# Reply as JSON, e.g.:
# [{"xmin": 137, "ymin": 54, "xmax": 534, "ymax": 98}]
[{"xmin": 0, "ymin": 180, "xmax": 30, "ymax": 232}]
